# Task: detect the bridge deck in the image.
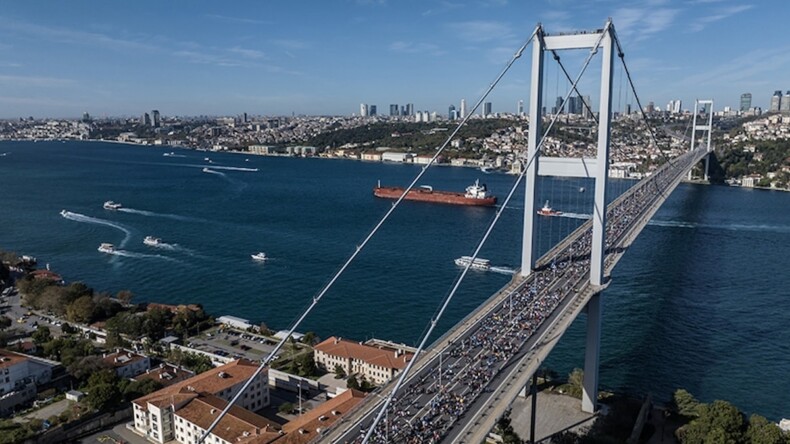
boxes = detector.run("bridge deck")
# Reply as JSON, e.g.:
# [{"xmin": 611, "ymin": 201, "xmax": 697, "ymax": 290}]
[{"xmin": 318, "ymin": 147, "xmax": 709, "ymax": 444}]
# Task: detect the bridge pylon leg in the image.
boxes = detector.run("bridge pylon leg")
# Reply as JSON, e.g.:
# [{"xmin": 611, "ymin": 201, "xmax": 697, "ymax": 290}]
[{"xmin": 582, "ymin": 293, "xmax": 602, "ymax": 413}]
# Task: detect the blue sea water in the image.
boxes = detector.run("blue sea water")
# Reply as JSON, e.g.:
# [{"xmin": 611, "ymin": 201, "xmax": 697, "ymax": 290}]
[{"xmin": 0, "ymin": 141, "xmax": 788, "ymax": 419}]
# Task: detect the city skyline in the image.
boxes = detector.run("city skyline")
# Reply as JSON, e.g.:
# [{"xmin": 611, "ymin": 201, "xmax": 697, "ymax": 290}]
[{"xmin": 0, "ymin": 0, "xmax": 788, "ymax": 118}]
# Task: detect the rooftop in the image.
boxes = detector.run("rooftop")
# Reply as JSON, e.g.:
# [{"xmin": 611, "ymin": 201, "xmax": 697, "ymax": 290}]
[
  {"xmin": 0, "ymin": 349, "xmax": 27, "ymax": 370},
  {"xmin": 314, "ymin": 337, "xmax": 413, "ymax": 370},
  {"xmin": 102, "ymin": 349, "xmax": 148, "ymax": 369},
  {"xmin": 175, "ymin": 393, "xmax": 281, "ymax": 444},
  {"xmin": 134, "ymin": 363, "xmax": 193, "ymax": 388},
  {"xmin": 133, "ymin": 359, "xmax": 263, "ymax": 411},
  {"xmin": 279, "ymin": 389, "xmax": 366, "ymax": 444}
]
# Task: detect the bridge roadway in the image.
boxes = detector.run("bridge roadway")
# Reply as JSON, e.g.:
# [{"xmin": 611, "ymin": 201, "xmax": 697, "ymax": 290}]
[{"xmin": 318, "ymin": 147, "xmax": 709, "ymax": 444}]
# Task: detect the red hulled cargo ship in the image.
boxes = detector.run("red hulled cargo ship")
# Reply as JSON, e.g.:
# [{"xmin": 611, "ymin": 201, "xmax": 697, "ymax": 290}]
[{"xmin": 373, "ymin": 179, "xmax": 497, "ymax": 207}]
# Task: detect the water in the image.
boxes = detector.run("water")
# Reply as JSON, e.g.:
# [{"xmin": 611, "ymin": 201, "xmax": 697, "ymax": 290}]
[{"xmin": 1, "ymin": 141, "xmax": 788, "ymax": 419}]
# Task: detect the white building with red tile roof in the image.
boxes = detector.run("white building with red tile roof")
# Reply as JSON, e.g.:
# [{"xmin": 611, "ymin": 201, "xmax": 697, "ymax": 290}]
[
  {"xmin": 313, "ymin": 337, "xmax": 413, "ymax": 385},
  {"xmin": 131, "ymin": 359, "xmax": 269, "ymax": 444},
  {"xmin": 103, "ymin": 349, "xmax": 151, "ymax": 379}
]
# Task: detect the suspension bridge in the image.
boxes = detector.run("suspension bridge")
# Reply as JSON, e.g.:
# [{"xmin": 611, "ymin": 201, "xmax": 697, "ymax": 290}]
[{"xmin": 198, "ymin": 19, "xmax": 717, "ymax": 444}]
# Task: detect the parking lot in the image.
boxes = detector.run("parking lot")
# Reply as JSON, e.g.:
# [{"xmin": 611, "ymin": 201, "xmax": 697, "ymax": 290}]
[{"xmin": 186, "ymin": 327, "xmax": 291, "ymax": 362}]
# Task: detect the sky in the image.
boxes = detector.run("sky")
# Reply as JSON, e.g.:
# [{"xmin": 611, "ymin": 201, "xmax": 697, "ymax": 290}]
[{"xmin": 0, "ymin": 0, "xmax": 787, "ymax": 118}]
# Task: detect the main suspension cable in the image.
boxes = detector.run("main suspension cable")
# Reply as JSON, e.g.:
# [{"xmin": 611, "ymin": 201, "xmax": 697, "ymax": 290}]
[
  {"xmin": 196, "ymin": 24, "xmax": 543, "ymax": 444},
  {"xmin": 361, "ymin": 21, "xmax": 612, "ymax": 444}
]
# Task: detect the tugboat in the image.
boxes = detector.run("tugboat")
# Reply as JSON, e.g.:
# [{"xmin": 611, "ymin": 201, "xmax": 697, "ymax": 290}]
[
  {"xmin": 537, "ymin": 200, "xmax": 562, "ymax": 217},
  {"xmin": 143, "ymin": 236, "xmax": 162, "ymax": 247},
  {"xmin": 251, "ymin": 252, "xmax": 268, "ymax": 261},
  {"xmin": 98, "ymin": 243, "xmax": 116, "ymax": 254},
  {"xmin": 103, "ymin": 201, "xmax": 122, "ymax": 210}
]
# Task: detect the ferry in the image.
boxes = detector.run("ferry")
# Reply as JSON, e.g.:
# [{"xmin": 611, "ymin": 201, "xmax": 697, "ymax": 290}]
[
  {"xmin": 103, "ymin": 201, "xmax": 122, "ymax": 210},
  {"xmin": 537, "ymin": 200, "xmax": 562, "ymax": 217},
  {"xmin": 454, "ymin": 256, "xmax": 491, "ymax": 271},
  {"xmin": 143, "ymin": 236, "xmax": 162, "ymax": 247},
  {"xmin": 251, "ymin": 252, "xmax": 268, "ymax": 261},
  {"xmin": 98, "ymin": 243, "xmax": 116, "ymax": 254}
]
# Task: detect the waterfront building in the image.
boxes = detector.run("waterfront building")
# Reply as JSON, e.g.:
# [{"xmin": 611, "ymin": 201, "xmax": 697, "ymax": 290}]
[
  {"xmin": 740, "ymin": 93, "xmax": 752, "ymax": 112},
  {"xmin": 359, "ymin": 103, "xmax": 368, "ymax": 117},
  {"xmin": 389, "ymin": 104, "xmax": 399, "ymax": 116},
  {"xmin": 313, "ymin": 336, "xmax": 413, "ymax": 385},
  {"xmin": 152, "ymin": 110, "xmax": 161, "ymax": 128},
  {"xmin": 132, "ymin": 359, "xmax": 269, "ymax": 444},
  {"xmin": 770, "ymin": 91, "xmax": 782, "ymax": 112},
  {"xmin": 483, "ymin": 102, "xmax": 492, "ymax": 116}
]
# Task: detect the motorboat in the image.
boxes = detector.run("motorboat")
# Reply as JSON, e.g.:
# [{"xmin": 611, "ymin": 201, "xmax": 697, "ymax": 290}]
[
  {"xmin": 103, "ymin": 200, "xmax": 122, "ymax": 210},
  {"xmin": 60, "ymin": 210, "xmax": 68, "ymax": 217},
  {"xmin": 537, "ymin": 200, "xmax": 562, "ymax": 217},
  {"xmin": 251, "ymin": 252, "xmax": 268, "ymax": 261},
  {"xmin": 143, "ymin": 236, "xmax": 162, "ymax": 247},
  {"xmin": 98, "ymin": 243, "xmax": 115, "ymax": 254}
]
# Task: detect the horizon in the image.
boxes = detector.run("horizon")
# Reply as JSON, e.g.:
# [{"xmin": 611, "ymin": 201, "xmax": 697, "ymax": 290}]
[{"xmin": 1, "ymin": 0, "xmax": 788, "ymax": 119}]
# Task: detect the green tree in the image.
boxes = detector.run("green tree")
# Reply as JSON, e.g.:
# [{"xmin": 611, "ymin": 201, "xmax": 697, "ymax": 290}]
[
  {"xmin": 680, "ymin": 400, "xmax": 745, "ymax": 444},
  {"xmin": 301, "ymin": 331, "xmax": 317, "ymax": 345},
  {"xmin": 122, "ymin": 379, "xmax": 163, "ymax": 401},
  {"xmin": 85, "ymin": 383, "xmax": 121, "ymax": 411},
  {"xmin": 279, "ymin": 402, "xmax": 295, "ymax": 414},
  {"xmin": 673, "ymin": 388, "xmax": 702, "ymax": 418},
  {"xmin": 334, "ymin": 364, "xmax": 346, "ymax": 378},
  {"xmin": 66, "ymin": 295, "xmax": 96, "ymax": 323},
  {"xmin": 67, "ymin": 356, "xmax": 108, "ymax": 384},
  {"xmin": 32, "ymin": 325, "xmax": 51, "ymax": 345},
  {"xmin": 346, "ymin": 375, "xmax": 360, "ymax": 390},
  {"xmin": 745, "ymin": 414, "xmax": 786, "ymax": 444},
  {"xmin": 143, "ymin": 307, "xmax": 171, "ymax": 340},
  {"xmin": 0, "ymin": 316, "xmax": 11, "ymax": 330}
]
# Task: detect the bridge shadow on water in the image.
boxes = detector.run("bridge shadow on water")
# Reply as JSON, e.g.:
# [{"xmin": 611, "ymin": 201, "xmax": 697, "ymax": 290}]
[{"xmin": 601, "ymin": 183, "xmax": 713, "ymax": 404}]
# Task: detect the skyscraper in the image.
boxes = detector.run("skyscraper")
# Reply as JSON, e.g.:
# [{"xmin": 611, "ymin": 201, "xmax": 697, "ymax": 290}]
[
  {"xmin": 151, "ymin": 110, "xmax": 160, "ymax": 128},
  {"xmin": 460, "ymin": 99, "xmax": 466, "ymax": 119},
  {"xmin": 405, "ymin": 103, "xmax": 414, "ymax": 116},
  {"xmin": 672, "ymin": 100, "xmax": 682, "ymax": 114},
  {"xmin": 740, "ymin": 93, "xmax": 752, "ymax": 112},
  {"xmin": 141, "ymin": 112, "xmax": 150, "ymax": 126},
  {"xmin": 555, "ymin": 96, "xmax": 563, "ymax": 114},
  {"xmin": 369, "ymin": 105, "xmax": 377, "ymax": 116},
  {"xmin": 581, "ymin": 96, "xmax": 592, "ymax": 119},
  {"xmin": 770, "ymin": 91, "xmax": 782, "ymax": 112},
  {"xmin": 448, "ymin": 105, "xmax": 456, "ymax": 120},
  {"xmin": 517, "ymin": 100, "xmax": 524, "ymax": 115},
  {"xmin": 782, "ymin": 91, "xmax": 790, "ymax": 113},
  {"xmin": 390, "ymin": 104, "xmax": 399, "ymax": 116},
  {"xmin": 359, "ymin": 103, "xmax": 368, "ymax": 117},
  {"xmin": 483, "ymin": 102, "xmax": 492, "ymax": 116}
]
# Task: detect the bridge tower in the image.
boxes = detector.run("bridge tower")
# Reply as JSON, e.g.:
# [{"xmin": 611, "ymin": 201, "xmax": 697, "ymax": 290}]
[
  {"xmin": 521, "ymin": 21, "xmax": 615, "ymax": 413},
  {"xmin": 688, "ymin": 99, "xmax": 714, "ymax": 181}
]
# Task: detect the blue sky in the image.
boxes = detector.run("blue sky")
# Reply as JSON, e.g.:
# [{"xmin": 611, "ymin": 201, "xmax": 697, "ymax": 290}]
[{"xmin": 0, "ymin": 0, "xmax": 787, "ymax": 118}]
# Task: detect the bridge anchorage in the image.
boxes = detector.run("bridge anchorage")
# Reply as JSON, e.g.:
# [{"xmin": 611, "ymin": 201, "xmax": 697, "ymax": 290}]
[{"xmin": 195, "ymin": 18, "xmax": 717, "ymax": 444}]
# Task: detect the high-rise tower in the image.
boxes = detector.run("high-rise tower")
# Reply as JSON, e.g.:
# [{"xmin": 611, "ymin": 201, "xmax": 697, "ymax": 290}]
[{"xmin": 740, "ymin": 93, "xmax": 752, "ymax": 112}]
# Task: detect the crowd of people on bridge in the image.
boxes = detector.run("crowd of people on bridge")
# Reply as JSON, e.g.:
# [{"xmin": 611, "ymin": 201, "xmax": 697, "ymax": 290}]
[{"xmin": 349, "ymin": 152, "xmax": 698, "ymax": 444}]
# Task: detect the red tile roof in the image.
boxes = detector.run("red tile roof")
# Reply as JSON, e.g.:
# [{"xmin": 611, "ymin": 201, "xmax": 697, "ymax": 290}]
[
  {"xmin": 314, "ymin": 337, "xmax": 413, "ymax": 370},
  {"xmin": 278, "ymin": 389, "xmax": 366, "ymax": 444}
]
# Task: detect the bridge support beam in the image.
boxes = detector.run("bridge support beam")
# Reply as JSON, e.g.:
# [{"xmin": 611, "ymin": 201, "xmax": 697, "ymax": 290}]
[
  {"xmin": 521, "ymin": 29, "xmax": 544, "ymax": 277},
  {"xmin": 688, "ymin": 99, "xmax": 714, "ymax": 181},
  {"xmin": 582, "ymin": 293, "xmax": 602, "ymax": 413}
]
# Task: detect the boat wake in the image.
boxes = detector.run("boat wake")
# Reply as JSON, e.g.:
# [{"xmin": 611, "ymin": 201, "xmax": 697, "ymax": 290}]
[
  {"xmin": 103, "ymin": 249, "xmax": 179, "ymax": 262},
  {"xmin": 118, "ymin": 207, "xmax": 197, "ymax": 222},
  {"xmin": 0, "ymin": 152, "xmax": 9, "ymax": 157},
  {"xmin": 204, "ymin": 165, "xmax": 258, "ymax": 172},
  {"xmin": 557, "ymin": 212, "xmax": 591, "ymax": 220},
  {"xmin": 489, "ymin": 266, "xmax": 516, "ymax": 275},
  {"xmin": 202, "ymin": 168, "xmax": 226, "ymax": 177},
  {"xmin": 60, "ymin": 210, "xmax": 132, "ymax": 248}
]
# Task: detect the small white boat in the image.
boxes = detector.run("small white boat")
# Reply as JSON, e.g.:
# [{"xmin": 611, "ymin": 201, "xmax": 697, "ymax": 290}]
[
  {"xmin": 143, "ymin": 236, "xmax": 162, "ymax": 247},
  {"xmin": 60, "ymin": 209, "xmax": 68, "ymax": 217},
  {"xmin": 202, "ymin": 167, "xmax": 212, "ymax": 173},
  {"xmin": 454, "ymin": 256, "xmax": 491, "ymax": 270},
  {"xmin": 98, "ymin": 243, "xmax": 115, "ymax": 254},
  {"xmin": 163, "ymin": 152, "xmax": 175, "ymax": 157},
  {"xmin": 251, "ymin": 252, "xmax": 268, "ymax": 261},
  {"xmin": 204, "ymin": 157, "xmax": 210, "ymax": 161},
  {"xmin": 103, "ymin": 200, "xmax": 122, "ymax": 210}
]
